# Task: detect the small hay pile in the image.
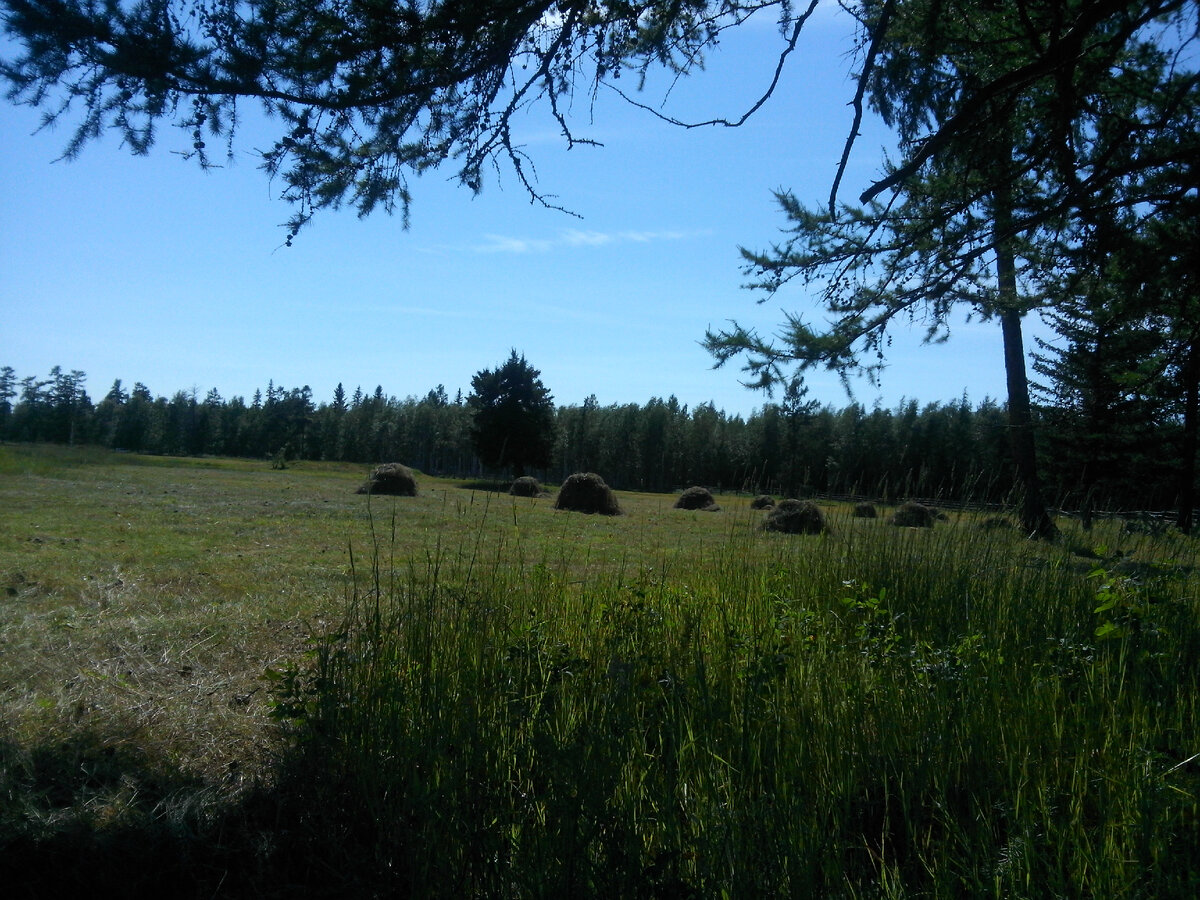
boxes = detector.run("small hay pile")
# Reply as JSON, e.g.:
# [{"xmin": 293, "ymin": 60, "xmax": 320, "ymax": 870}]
[
  {"xmin": 554, "ymin": 472, "xmax": 622, "ymax": 515},
  {"xmin": 509, "ymin": 476, "xmax": 546, "ymax": 498},
  {"xmin": 762, "ymin": 499, "xmax": 827, "ymax": 535},
  {"xmin": 891, "ymin": 501, "xmax": 935, "ymax": 528},
  {"xmin": 853, "ymin": 502, "xmax": 878, "ymax": 519},
  {"xmin": 674, "ymin": 486, "xmax": 720, "ymax": 512},
  {"xmin": 749, "ymin": 495, "xmax": 775, "ymax": 510},
  {"xmin": 356, "ymin": 463, "xmax": 418, "ymax": 496}
]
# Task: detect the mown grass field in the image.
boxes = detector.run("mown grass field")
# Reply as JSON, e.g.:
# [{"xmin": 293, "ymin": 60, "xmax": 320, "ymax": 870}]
[{"xmin": 2, "ymin": 444, "xmax": 1199, "ymax": 897}]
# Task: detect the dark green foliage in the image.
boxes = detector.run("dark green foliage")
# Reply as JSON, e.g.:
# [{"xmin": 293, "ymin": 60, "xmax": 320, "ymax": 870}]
[
  {"xmin": 469, "ymin": 351, "xmax": 556, "ymax": 478},
  {"xmin": 762, "ymin": 498, "xmax": 826, "ymax": 534},
  {"xmin": 554, "ymin": 472, "xmax": 621, "ymax": 515},
  {"xmin": 1032, "ymin": 270, "xmax": 1174, "ymax": 511},
  {"xmin": 674, "ymin": 485, "xmax": 719, "ymax": 511},
  {"xmin": 0, "ymin": 366, "xmax": 15, "ymax": 434},
  {"xmin": 891, "ymin": 502, "xmax": 935, "ymax": 528},
  {"xmin": 508, "ymin": 475, "xmax": 545, "ymax": 498},
  {"xmin": 356, "ymin": 463, "xmax": 417, "ymax": 496},
  {"xmin": 1032, "ymin": 185, "xmax": 1200, "ymax": 529},
  {"xmin": 707, "ymin": 0, "xmax": 1197, "ymax": 538}
]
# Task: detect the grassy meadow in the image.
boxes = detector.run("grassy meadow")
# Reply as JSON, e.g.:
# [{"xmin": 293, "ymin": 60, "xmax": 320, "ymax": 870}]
[{"xmin": 2, "ymin": 443, "xmax": 1199, "ymax": 897}]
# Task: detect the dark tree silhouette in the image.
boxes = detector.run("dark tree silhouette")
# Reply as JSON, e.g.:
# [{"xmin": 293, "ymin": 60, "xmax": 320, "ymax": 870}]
[
  {"xmin": 705, "ymin": 0, "xmax": 1198, "ymax": 537},
  {"xmin": 468, "ymin": 350, "xmax": 556, "ymax": 477}
]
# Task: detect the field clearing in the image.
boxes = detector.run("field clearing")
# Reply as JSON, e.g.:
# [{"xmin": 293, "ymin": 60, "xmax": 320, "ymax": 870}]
[
  {"xmin": 2, "ymin": 444, "xmax": 1199, "ymax": 897},
  {"xmin": 0, "ymin": 447, "xmax": 840, "ymax": 788}
]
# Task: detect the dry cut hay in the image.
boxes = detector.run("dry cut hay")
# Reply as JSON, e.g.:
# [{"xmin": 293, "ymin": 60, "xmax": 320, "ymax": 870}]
[
  {"xmin": 674, "ymin": 486, "xmax": 720, "ymax": 512},
  {"xmin": 749, "ymin": 494, "xmax": 775, "ymax": 510},
  {"xmin": 509, "ymin": 476, "xmax": 546, "ymax": 498},
  {"xmin": 891, "ymin": 501, "xmax": 935, "ymax": 528},
  {"xmin": 356, "ymin": 463, "xmax": 418, "ymax": 496},
  {"xmin": 554, "ymin": 472, "xmax": 622, "ymax": 515},
  {"xmin": 853, "ymin": 502, "xmax": 878, "ymax": 519},
  {"xmin": 762, "ymin": 498, "xmax": 828, "ymax": 535}
]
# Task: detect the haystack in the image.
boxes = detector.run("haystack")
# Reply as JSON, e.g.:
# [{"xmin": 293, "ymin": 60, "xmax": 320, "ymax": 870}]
[
  {"xmin": 762, "ymin": 498, "xmax": 827, "ymax": 534},
  {"xmin": 554, "ymin": 472, "xmax": 622, "ymax": 515},
  {"xmin": 749, "ymin": 494, "xmax": 775, "ymax": 510},
  {"xmin": 509, "ymin": 476, "xmax": 545, "ymax": 498},
  {"xmin": 853, "ymin": 502, "xmax": 878, "ymax": 519},
  {"xmin": 674, "ymin": 486, "xmax": 720, "ymax": 512},
  {"xmin": 356, "ymin": 463, "xmax": 418, "ymax": 496},
  {"xmin": 891, "ymin": 501, "xmax": 935, "ymax": 527}
]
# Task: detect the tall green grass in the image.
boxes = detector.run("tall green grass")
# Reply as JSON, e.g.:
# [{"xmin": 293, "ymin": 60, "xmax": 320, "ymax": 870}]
[
  {"xmin": 271, "ymin": 509, "xmax": 1200, "ymax": 897},
  {"xmin": 4, "ymin": 447, "xmax": 1196, "ymax": 895}
]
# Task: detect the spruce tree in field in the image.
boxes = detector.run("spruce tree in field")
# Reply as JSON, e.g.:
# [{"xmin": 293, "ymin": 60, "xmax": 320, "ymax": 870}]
[
  {"xmin": 1117, "ymin": 189, "xmax": 1200, "ymax": 533},
  {"xmin": 468, "ymin": 351, "xmax": 556, "ymax": 478},
  {"xmin": 1032, "ymin": 275, "xmax": 1170, "ymax": 513}
]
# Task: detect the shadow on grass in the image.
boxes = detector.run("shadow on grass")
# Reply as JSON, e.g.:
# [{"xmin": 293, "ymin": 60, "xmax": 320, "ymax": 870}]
[
  {"xmin": 0, "ymin": 730, "xmax": 376, "ymax": 899},
  {"xmin": 455, "ymin": 478, "xmax": 511, "ymax": 492}
]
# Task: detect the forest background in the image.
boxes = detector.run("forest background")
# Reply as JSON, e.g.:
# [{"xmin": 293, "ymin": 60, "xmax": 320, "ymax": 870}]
[{"xmin": 0, "ymin": 358, "xmax": 1176, "ymax": 516}]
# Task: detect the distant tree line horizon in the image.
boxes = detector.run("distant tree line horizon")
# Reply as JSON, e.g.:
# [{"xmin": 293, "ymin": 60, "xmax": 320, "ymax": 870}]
[{"xmin": 0, "ymin": 362, "xmax": 1185, "ymax": 516}]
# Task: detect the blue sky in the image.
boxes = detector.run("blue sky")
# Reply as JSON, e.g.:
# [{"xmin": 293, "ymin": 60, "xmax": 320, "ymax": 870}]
[{"xmin": 1, "ymin": 8, "xmax": 1041, "ymax": 417}]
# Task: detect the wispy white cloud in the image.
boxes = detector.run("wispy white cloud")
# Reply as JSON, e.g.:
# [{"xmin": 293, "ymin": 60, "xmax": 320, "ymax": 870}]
[
  {"xmin": 475, "ymin": 234, "xmax": 556, "ymax": 254},
  {"xmin": 621, "ymin": 229, "xmax": 691, "ymax": 243},
  {"xmin": 472, "ymin": 228, "xmax": 708, "ymax": 254},
  {"xmin": 562, "ymin": 229, "xmax": 613, "ymax": 247}
]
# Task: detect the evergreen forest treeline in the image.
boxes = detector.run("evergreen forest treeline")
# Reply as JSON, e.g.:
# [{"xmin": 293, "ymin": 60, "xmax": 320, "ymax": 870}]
[{"xmin": 0, "ymin": 365, "xmax": 1182, "ymax": 512}]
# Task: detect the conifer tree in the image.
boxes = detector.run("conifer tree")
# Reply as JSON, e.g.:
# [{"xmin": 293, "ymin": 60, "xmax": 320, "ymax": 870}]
[
  {"xmin": 468, "ymin": 350, "xmax": 556, "ymax": 477},
  {"xmin": 705, "ymin": 0, "xmax": 1197, "ymax": 536},
  {"xmin": 0, "ymin": 365, "xmax": 17, "ymax": 438}
]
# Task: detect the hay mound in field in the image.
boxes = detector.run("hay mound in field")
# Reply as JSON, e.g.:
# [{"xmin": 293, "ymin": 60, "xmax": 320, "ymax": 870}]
[
  {"xmin": 749, "ymin": 494, "xmax": 775, "ymax": 510},
  {"xmin": 762, "ymin": 498, "xmax": 827, "ymax": 535},
  {"xmin": 853, "ymin": 502, "xmax": 878, "ymax": 519},
  {"xmin": 509, "ymin": 476, "xmax": 545, "ymax": 498},
  {"xmin": 554, "ymin": 472, "xmax": 622, "ymax": 515},
  {"xmin": 891, "ymin": 501, "xmax": 935, "ymax": 528},
  {"xmin": 675, "ymin": 486, "xmax": 720, "ymax": 511},
  {"xmin": 356, "ymin": 463, "xmax": 418, "ymax": 496}
]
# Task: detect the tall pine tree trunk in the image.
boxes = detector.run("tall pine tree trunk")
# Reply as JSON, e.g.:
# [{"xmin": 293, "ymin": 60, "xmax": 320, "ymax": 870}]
[
  {"xmin": 1177, "ymin": 334, "xmax": 1199, "ymax": 534},
  {"xmin": 994, "ymin": 186, "xmax": 1058, "ymax": 539}
]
